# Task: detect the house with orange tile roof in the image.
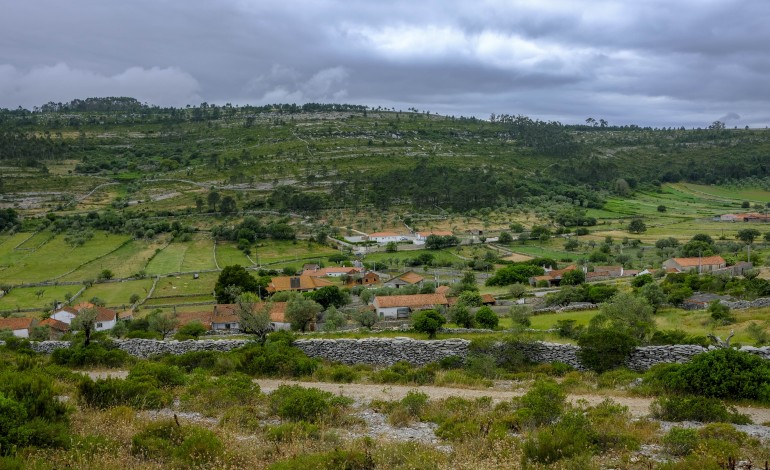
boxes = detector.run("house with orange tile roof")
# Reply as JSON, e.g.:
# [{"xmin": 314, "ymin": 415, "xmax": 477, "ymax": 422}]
[
  {"xmin": 663, "ymin": 256, "xmax": 726, "ymax": 274},
  {"xmin": 303, "ymin": 266, "xmax": 361, "ymax": 278},
  {"xmin": 529, "ymin": 265, "xmax": 579, "ymax": 287},
  {"xmin": 50, "ymin": 303, "xmax": 117, "ymax": 331},
  {"xmin": 267, "ymin": 275, "xmax": 333, "ymax": 293},
  {"xmin": 211, "ymin": 302, "xmax": 292, "ymax": 332},
  {"xmin": 415, "ymin": 230, "xmax": 454, "ymax": 242},
  {"xmin": 39, "ymin": 318, "xmax": 70, "ymax": 339},
  {"xmin": 0, "ymin": 317, "xmax": 37, "ymax": 338},
  {"xmin": 372, "ymin": 293, "xmax": 448, "ymax": 319},
  {"xmin": 384, "ymin": 270, "xmax": 424, "ymax": 289}
]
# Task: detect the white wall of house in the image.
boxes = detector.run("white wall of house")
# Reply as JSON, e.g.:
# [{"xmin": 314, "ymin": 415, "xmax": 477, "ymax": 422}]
[
  {"xmin": 212, "ymin": 322, "xmax": 240, "ymax": 331},
  {"xmin": 376, "ymin": 306, "xmax": 401, "ymax": 319},
  {"xmin": 94, "ymin": 318, "xmax": 116, "ymax": 332},
  {"xmin": 371, "ymin": 235, "xmax": 403, "ymax": 243},
  {"xmin": 272, "ymin": 321, "xmax": 291, "ymax": 331},
  {"xmin": 10, "ymin": 328, "xmax": 29, "ymax": 338},
  {"xmin": 51, "ymin": 310, "xmax": 76, "ymax": 325}
]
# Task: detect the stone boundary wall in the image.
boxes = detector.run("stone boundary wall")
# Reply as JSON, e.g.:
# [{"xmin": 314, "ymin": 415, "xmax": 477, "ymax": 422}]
[
  {"xmin": 722, "ymin": 297, "xmax": 770, "ymax": 310},
  {"xmin": 3, "ymin": 337, "xmax": 770, "ymax": 371},
  {"xmin": 293, "ymin": 338, "xmax": 470, "ymax": 366}
]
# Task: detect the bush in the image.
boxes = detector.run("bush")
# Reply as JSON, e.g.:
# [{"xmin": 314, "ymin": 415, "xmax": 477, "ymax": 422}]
[
  {"xmin": 51, "ymin": 342, "xmax": 134, "ymax": 368},
  {"xmin": 650, "ymin": 396, "xmax": 751, "ymax": 424},
  {"xmin": 371, "ymin": 361, "xmax": 436, "ymax": 385},
  {"xmin": 313, "ymin": 364, "xmax": 361, "ymax": 383},
  {"xmin": 264, "ymin": 421, "xmax": 321, "ymax": 442},
  {"xmin": 521, "ymin": 410, "xmax": 595, "ymax": 465},
  {"xmin": 78, "ymin": 376, "xmax": 171, "ymax": 409},
  {"xmin": 174, "ymin": 321, "xmax": 207, "ymax": 340},
  {"xmin": 269, "ymin": 450, "xmax": 373, "ymax": 470},
  {"xmin": 554, "ymin": 319, "xmax": 583, "ymax": 339},
  {"xmin": 666, "ymin": 348, "xmax": 770, "ymax": 402},
  {"xmin": 508, "ymin": 305, "xmax": 531, "ymax": 327},
  {"xmin": 474, "ymin": 306, "xmax": 498, "ymax": 329},
  {"xmin": 447, "ymin": 303, "xmax": 474, "ymax": 328},
  {"xmin": 577, "ymin": 328, "xmax": 638, "ymax": 373},
  {"xmin": 234, "ymin": 340, "xmax": 319, "ymax": 378},
  {"xmin": 662, "ymin": 427, "xmax": 698, "ymax": 456},
  {"xmin": 128, "ymin": 362, "xmax": 186, "ymax": 388},
  {"xmin": 411, "ymin": 309, "xmax": 446, "ymax": 339},
  {"xmin": 270, "ymin": 385, "xmax": 352, "ymax": 422},
  {"xmin": 513, "ymin": 380, "xmax": 566, "ymax": 429},
  {"xmin": 132, "ymin": 420, "xmax": 224, "ymax": 466},
  {"xmin": 180, "ymin": 372, "xmax": 261, "ymax": 415}
]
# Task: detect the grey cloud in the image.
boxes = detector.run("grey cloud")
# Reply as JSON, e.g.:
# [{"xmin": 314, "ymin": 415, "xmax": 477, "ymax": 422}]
[{"xmin": 0, "ymin": 0, "xmax": 769, "ymax": 127}]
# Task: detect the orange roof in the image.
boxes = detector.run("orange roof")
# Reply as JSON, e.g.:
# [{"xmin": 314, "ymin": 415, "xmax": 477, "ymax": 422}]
[
  {"xmin": 40, "ymin": 318, "xmax": 70, "ymax": 332},
  {"xmin": 435, "ymin": 285, "xmax": 451, "ymax": 294},
  {"xmin": 175, "ymin": 311, "xmax": 213, "ymax": 329},
  {"xmin": 0, "ymin": 317, "xmax": 35, "ymax": 331},
  {"xmin": 268, "ymin": 275, "xmax": 333, "ymax": 292},
  {"xmin": 374, "ymin": 293, "xmax": 448, "ymax": 308},
  {"xmin": 392, "ymin": 271, "xmax": 424, "ymax": 284},
  {"xmin": 671, "ymin": 256, "xmax": 725, "ymax": 267},
  {"xmin": 481, "ymin": 294, "xmax": 496, "ymax": 304}
]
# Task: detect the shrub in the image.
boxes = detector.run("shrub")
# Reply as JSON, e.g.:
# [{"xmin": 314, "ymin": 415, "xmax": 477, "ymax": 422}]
[
  {"xmin": 161, "ymin": 350, "xmax": 220, "ymax": 372},
  {"xmin": 668, "ymin": 348, "xmax": 770, "ymax": 402},
  {"xmin": 78, "ymin": 377, "xmax": 171, "ymax": 410},
  {"xmin": 313, "ymin": 364, "xmax": 361, "ymax": 383},
  {"xmin": 447, "ymin": 303, "xmax": 474, "ymax": 328},
  {"xmin": 411, "ymin": 309, "xmax": 446, "ymax": 339},
  {"xmin": 708, "ymin": 301, "xmax": 735, "ymax": 324},
  {"xmin": 474, "ymin": 306, "xmax": 499, "ymax": 329},
  {"xmin": 181, "ymin": 372, "xmax": 261, "ymax": 415},
  {"xmin": 174, "ymin": 321, "xmax": 207, "ymax": 340},
  {"xmin": 371, "ymin": 361, "xmax": 436, "ymax": 385},
  {"xmin": 264, "ymin": 421, "xmax": 321, "ymax": 441},
  {"xmin": 128, "ymin": 362, "xmax": 186, "ymax": 388},
  {"xmin": 234, "ymin": 340, "xmax": 319, "ymax": 378},
  {"xmin": 514, "ymin": 380, "xmax": 566, "ymax": 429},
  {"xmin": 554, "ymin": 319, "xmax": 583, "ymax": 339},
  {"xmin": 577, "ymin": 327, "xmax": 638, "ymax": 373},
  {"xmin": 400, "ymin": 390, "xmax": 429, "ymax": 417},
  {"xmin": 51, "ymin": 342, "xmax": 134, "ymax": 368},
  {"xmin": 662, "ymin": 427, "xmax": 699, "ymax": 456},
  {"xmin": 270, "ymin": 385, "xmax": 352, "ymax": 422},
  {"xmin": 268, "ymin": 450, "xmax": 373, "ymax": 470},
  {"xmin": 174, "ymin": 427, "xmax": 225, "ymax": 467},
  {"xmin": 131, "ymin": 420, "xmax": 224, "ymax": 466},
  {"xmin": 650, "ymin": 396, "xmax": 751, "ymax": 424},
  {"xmin": 508, "ymin": 305, "xmax": 531, "ymax": 327},
  {"xmin": 521, "ymin": 410, "xmax": 595, "ymax": 464}
]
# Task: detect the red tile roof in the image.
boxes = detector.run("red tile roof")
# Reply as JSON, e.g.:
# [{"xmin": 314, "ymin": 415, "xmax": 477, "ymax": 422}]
[
  {"xmin": 268, "ymin": 275, "xmax": 333, "ymax": 292},
  {"xmin": 671, "ymin": 256, "xmax": 726, "ymax": 267},
  {"xmin": 374, "ymin": 294, "xmax": 448, "ymax": 309},
  {"xmin": 0, "ymin": 317, "xmax": 35, "ymax": 331},
  {"xmin": 40, "ymin": 318, "xmax": 70, "ymax": 332},
  {"xmin": 212, "ymin": 302, "xmax": 289, "ymax": 324}
]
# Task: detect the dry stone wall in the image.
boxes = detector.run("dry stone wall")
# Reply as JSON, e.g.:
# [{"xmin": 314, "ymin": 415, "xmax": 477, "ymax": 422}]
[{"xmin": 4, "ymin": 337, "xmax": 770, "ymax": 371}]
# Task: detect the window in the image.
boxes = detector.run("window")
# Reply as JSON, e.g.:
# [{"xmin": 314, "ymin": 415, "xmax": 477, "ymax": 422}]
[{"xmin": 96, "ymin": 323, "xmax": 103, "ymax": 328}]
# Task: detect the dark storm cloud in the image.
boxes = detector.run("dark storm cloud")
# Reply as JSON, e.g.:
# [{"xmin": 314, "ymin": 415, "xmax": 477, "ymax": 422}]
[{"xmin": 1, "ymin": 0, "xmax": 769, "ymax": 127}]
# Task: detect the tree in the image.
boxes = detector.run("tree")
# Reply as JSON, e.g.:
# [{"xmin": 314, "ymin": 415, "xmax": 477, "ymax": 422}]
[
  {"xmin": 322, "ymin": 306, "xmax": 346, "ymax": 332},
  {"xmin": 207, "ymin": 190, "xmax": 220, "ymax": 211},
  {"xmin": 148, "ymin": 310, "xmax": 178, "ymax": 339},
  {"xmin": 235, "ymin": 292, "xmax": 273, "ymax": 343},
  {"xmin": 509, "ymin": 283, "xmax": 527, "ymax": 299},
  {"xmin": 589, "ymin": 292, "xmax": 654, "ymax": 342},
  {"xmin": 509, "ymin": 305, "xmax": 531, "ymax": 327},
  {"xmin": 564, "ymin": 238, "xmax": 579, "ymax": 251},
  {"xmin": 306, "ymin": 286, "xmax": 348, "ymax": 310},
  {"xmin": 560, "ymin": 269, "xmax": 585, "ymax": 286},
  {"xmin": 458, "ymin": 291, "xmax": 483, "ymax": 307},
  {"xmin": 174, "ymin": 321, "xmax": 207, "ymax": 340},
  {"xmin": 220, "ymin": 195, "xmax": 237, "ymax": 215},
  {"xmin": 195, "ymin": 196, "xmax": 204, "ymax": 213},
  {"xmin": 708, "ymin": 300, "xmax": 735, "ymax": 325},
  {"xmin": 577, "ymin": 328, "xmax": 638, "ymax": 373},
  {"xmin": 628, "ymin": 219, "xmax": 647, "ymax": 234},
  {"xmin": 657, "ymin": 205, "xmax": 667, "ymax": 212},
  {"xmin": 498, "ymin": 232, "xmax": 513, "ymax": 244},
  {"xmin": 475, "ymin": 306, "xmax": 499, "ymax": 329},
  {"xmin": 412, "ymin": 309, "xmax": 446, "ymax": 339},
  {"xmin": 285, "ymin": 295, "xmax": 322, "ymax": 332},
  {"xmin": 448, "ymin": 302, "xmax": 474, "ymax": 328},
  {"xmin": 129, "ymin": 293, "xmax": 141, "ymax": 305},
  {"xmin": 354, "ymin": 309, "xmax": 378, "ymax": 329},
  {"xmin": 72, "ymin": 307, "xmax": 99, "ymax": 346},
  {"xmin": 737, "ymin": 229, "xmax": 761, "ymax": 245},
  {"xmin": 214, "ymin": 265, "xmax": 258, "ymax": 303},
  {"xmin": 385, "ymin": 241, "xmax": 398, "ymax": 253},
  {"xmin": 639, "ymin": 282, "xmax": 666, "ymax": 313}
]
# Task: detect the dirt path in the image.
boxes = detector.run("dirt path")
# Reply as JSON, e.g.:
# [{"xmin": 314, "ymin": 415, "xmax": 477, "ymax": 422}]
[{"xmin": 255, "ymin": 379, "xmax": 770, "ymax": 424}]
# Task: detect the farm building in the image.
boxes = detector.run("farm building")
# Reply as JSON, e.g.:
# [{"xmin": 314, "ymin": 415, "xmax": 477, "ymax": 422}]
[
  {"xmin": 303, "ymin": 266, "xmax": 361, "ymax": 277},
  {"xmin": 267, "ymin": 275, "xmax": 333, "ymax": 293},
  {"xmin": 0, "ymin": 317, "xmax": 37, "ymax": 338},
  {"xmin": 366, "ymin": 232, "xmax": 407, "ymax": 243},
  {"xmin": 50, "ymin": 303, "xmax": 117, "ymax": 332},
  {"xmin": 529, "ymin": 265, "xmax": 578, "ymax": 287},
  {"xmin": 663, "ymin": 256, "xmax": 726, "ymax": 274},
  {"xmin": 383, "ymin": 270, "xmax": 424, "ymax": 289},
  {"xmin": 372, "ymin": 293, "xmax": 449, "ymax": 319},
  {"xmin": 210, "ymin": 302, "xmax": 292, "ymax": 332}
]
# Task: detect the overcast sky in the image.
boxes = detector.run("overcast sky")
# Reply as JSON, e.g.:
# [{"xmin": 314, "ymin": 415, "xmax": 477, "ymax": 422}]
[{"xmin": 1, "ymin": 0, "xmax": 769, "ymax": 127}]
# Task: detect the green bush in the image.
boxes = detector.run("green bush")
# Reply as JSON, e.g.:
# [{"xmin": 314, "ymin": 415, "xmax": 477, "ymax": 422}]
[
  {"xmin": 234, "ymin": 340, "xmax": 319, "ymax": 378},
  {"xmin": 161, "ymin": 350, "xmax": 220, "ymax": 372},
  {"xmin": 51, "ymin": 342, "xmax": 134, "ymax": 368},
  {"xmin": 371, "ymin": 361, "xmax": 436, "ymax": 385},
  {"xmin": 650, "ymin": 396, "xmax": 751, "ymax": 424},
  {"xmin": 270, "ymin": 385, "xmax": 352, "ymax": 422},
  {"xmin": 667, "ymin": 349, "xmax": 770, "ymax": 402},
  {"xmin": 269, "ymin": 449, "xmax": 373, "ymax": 470},
  {"xmin": 400, "ymin": 390, "xmax": 429, "ymax": 417},
  {"xmin": 313, "ymin": 364, "xmax": 361, "ymax": 383},
  {"xmin": 174, "ymin": 321, "xmax": 208, "ymax": 340},
  {"xmin": 521, "ymin": 410, "xmax": 595, "ymax": 464},
  {"xmin": 131, "ymin": 420, "xmax": 224, "ymax": 466},
  {"xmin": 513, "ymin": 380, "xmax": 566, "ymax": 429},
  {"xmin": 662, "ymin": 427, "xmax": 699, "ymax": 456},
  {"xmin": 128, "ymin": 362, "xmax": 186, "ymax": 388},
  {"xmin": 412, "ymin": 309, "xmax": 446, "ymax": 339},
  {"xmin": 180, "ymin": 372, "xmax": 261, "ymax": 415},
  {"xmin": 577, "ymin": 327, "xmax": 638, "ymax": 373},
  {"xmin": 474, "ymin": 306, "xmax": 499, "ymax": 329},
  {"xmin": 78, "ymin": 376, "xmax": 171, "ymax": 410},
  {"xmin": 554, "ymin": 319, "xmax": 583, "ymax": 339},
  {"xmin": 264, "ymin": 421, "xmax": 321, "ymax": 442}
]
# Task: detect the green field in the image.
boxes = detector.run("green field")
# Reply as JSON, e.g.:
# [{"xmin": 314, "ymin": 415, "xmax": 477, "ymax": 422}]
[
  {"xmin": 81, "ymin": 279, "xmax": 154, "ymax": 309},
  {"xmin": 0, "ymin": 284, "xmax": 78, "ymax": 312},
  {"xmin": 0, "ymin": 233, "xmax": 131, "ymax": 284},
  {"xmin": 215, "ymin": 242, "xmax": 254, "ymax": 268},
  {"xmin": 61, "ymin": 238, "xmax": 164, "ymax": 281},
  {"xmin": 255, "ymin": 240, "xmax": 338, "ymax": 265},
  {"xmin": 151, "ymin": 271, "xmax": 218, "ymax": 297}
]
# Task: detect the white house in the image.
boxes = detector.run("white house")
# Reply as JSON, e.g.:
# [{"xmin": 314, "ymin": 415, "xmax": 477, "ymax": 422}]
[
  {"xmin": 51, "ymin": 304, "xmax": 116, "ymax": 331},
  {"xmin": 51, "ymin": 306, "xmax": 78, "ymax": 325},
  {"xmin": 367, "ymin": 232, "xmax": 407, "ymax": 244},
  {"xmin": 0, "ymin": 317, "xmax": 36, "ymax": 338},
  {"xmin": 415, "ymin": 230, "xmax": 453, "ymax": 242}
]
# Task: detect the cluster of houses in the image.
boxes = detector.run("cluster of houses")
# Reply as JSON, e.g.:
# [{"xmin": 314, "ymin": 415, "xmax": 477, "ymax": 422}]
[
  {"xmin": 716, "ymin": 213, "xmax": 770, "ymax": 223},
  {"xmin": 0, "ymin": 301, "xmax": 122, "ymax": 339},
  {"xmin": 346, "ymin": 230, "xmax": 459, "ymax": 246}
]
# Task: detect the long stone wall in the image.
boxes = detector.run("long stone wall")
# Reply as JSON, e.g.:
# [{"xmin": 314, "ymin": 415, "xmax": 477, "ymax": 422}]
[{"xmin": 4, "ymin": 337, "xmax": 770, "ymax": 371}]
